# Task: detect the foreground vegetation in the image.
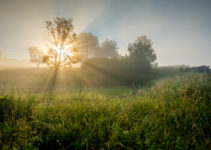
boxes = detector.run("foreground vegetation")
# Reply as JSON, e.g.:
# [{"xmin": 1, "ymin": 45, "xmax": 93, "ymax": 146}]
[{"xmin": 0, "ymin": 73, "xmax": 211, "ymax": 149}]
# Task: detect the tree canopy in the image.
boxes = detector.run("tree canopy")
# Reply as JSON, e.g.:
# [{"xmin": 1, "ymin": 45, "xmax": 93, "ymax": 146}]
[
  {"xmin": 128, "ymin": 36, "xmax": 157, "ymax": 64},
  {"xmin": 77, "ymin": 33, "xmax": 99, "ymax": 61},
  {"xmin": 97, "ymin": 39, "xmax": 119, "ymax": 59},
  {"xmin": 43, "ymin": 17, "xmax": 80, "ymax": 69},
  {"xmin": 77, "ymin": 33, "xmax": 120, "ymax": 60}
]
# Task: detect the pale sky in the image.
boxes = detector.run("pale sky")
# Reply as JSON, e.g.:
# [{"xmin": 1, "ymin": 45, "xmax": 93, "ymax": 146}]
[{"xmin": 0, "ymin": 0, "xmax": 210, "ymax": 66}]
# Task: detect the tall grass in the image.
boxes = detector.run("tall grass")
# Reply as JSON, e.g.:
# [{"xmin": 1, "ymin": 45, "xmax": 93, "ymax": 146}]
[{"xmin": 0, "ymin": 73, "xmax": 210, "ymax": 149}]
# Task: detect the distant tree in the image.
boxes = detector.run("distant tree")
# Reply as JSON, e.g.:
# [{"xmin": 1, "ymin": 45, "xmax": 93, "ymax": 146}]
[
  {"xmin": 77, "ymin": 33, "xmax": 99, "ymax": 61},
  {"xmin": 28, "ymin": 46, "xmax": 44, "ymax": 69},
  {"xmin": 122, "ymin": 36, "xmax": 157, "ymax": 84},
  {"xmin": 128, "ymin": 36, "xmax": 156, "ymax": 64},
  {"xmin": 77, "ymin": 34, "xmax": 119, "ymax": 60},
  {"xmin": 96, "ymin": 39, "xmax": 119, "ymax": 58},
  {"xmin": 43, "ymin": 17, "xmax": 80, "ymax": 69}
]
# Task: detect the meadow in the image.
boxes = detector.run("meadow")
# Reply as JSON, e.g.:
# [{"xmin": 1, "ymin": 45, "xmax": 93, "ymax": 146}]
[{"xmin": 0, "ymin": 73, "xmax": 211, "ymax": 149}]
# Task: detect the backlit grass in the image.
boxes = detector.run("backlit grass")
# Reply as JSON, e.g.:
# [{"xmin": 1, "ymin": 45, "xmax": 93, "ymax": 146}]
[{"xmin": 0, "ymin": 73, "xmax": 210, "ymax": 149}]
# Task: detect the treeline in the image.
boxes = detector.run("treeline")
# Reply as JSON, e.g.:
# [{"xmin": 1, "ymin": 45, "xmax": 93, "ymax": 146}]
[
  {"xmin": 70, "ymin": 35, "xmax": 157, "ymax": 86},
  {"xmin": 28, "ymin": 35, "xmax": 157, "ymax": 87}
]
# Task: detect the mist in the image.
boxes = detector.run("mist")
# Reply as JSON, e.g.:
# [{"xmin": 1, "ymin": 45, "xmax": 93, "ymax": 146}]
[{"xmin": 0, "ymin": 53, "xmax": 32, "ymax": 69}]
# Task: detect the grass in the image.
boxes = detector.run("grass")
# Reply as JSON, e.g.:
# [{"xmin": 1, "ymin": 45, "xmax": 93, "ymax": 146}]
[{"xmin": 0, "ymin": 73, "xmax": 211, "ymax": 149}]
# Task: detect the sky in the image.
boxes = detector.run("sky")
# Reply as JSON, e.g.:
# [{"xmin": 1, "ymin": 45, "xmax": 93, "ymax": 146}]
[{"xmin": 0, "ymin": 0, "xmax": 211, "ymax": 66}]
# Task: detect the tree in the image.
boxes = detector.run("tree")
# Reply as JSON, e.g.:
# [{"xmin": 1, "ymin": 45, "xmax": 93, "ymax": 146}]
[
  {"xmin": 77, "ymin": 34, "xmax": 120, "ymax": 60},
  {"xmin": 128, "ymin": 36, "xmax": 156, "ymax": 64},
  {"xmin": 77, "ymin": 33, "xmax": 99, "ymax": 61},
  {"xmin": 97, "ymin": 39, "xmax": 119, "ymax": 59},
  {"xmin": 28, "ymin": 46, "xmax": 44, "ymax": 69},
  {"xmin": 125, "ymin": 36, "xmax": 157, "ymax": 84},
  {"xmin": 43, "ymin": 17, "xmax": 80, "ymax": 69}
]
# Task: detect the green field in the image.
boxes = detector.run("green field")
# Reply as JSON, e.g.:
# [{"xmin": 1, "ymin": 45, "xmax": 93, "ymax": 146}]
[{"xmin": 0, "ymin": 73, "xmax": 211, "ymax": 150}]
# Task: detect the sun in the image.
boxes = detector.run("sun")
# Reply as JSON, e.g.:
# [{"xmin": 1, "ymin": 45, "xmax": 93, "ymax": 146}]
[
  {"xmin": 53, "ymin": 43, "xmax": 73, "ymax": 62},
  {"xmin": 44, "ymin": 41, "xmax": 80, "ymax": 68}
]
